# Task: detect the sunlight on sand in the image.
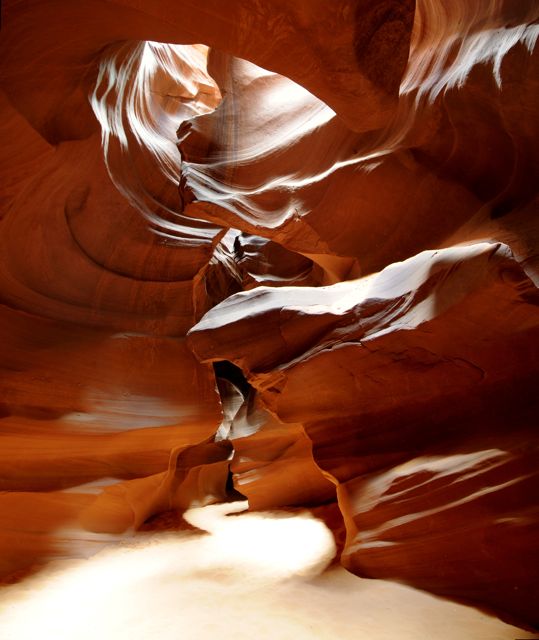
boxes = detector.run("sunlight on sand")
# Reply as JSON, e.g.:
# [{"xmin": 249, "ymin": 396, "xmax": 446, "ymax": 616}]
[{"xmin": 0, "ymin": 502, "xmax": 535, "ymax": 640}]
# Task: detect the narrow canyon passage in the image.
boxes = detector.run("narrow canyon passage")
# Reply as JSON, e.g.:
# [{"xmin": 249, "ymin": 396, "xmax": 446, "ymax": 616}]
[{"xmin": 0, "ymin": 1, "xmax": 538, "ymax": 637}]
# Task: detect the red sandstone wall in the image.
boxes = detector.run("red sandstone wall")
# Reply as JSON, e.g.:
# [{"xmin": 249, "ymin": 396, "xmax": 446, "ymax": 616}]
[{"xmin": 1, "ymin": 0, "xmax": 538, "ymax": 627}]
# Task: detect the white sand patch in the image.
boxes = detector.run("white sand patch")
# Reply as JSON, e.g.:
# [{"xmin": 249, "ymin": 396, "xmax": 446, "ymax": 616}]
[{"xmin": 0, "ymin": 502, "xmax": 534, "ymax": 640}]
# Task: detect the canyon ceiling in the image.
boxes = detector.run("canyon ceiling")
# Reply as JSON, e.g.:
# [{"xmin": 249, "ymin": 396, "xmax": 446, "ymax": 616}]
[{"xmin": 0, "ymin": 0, "xmax": 538, "ymax": 630}]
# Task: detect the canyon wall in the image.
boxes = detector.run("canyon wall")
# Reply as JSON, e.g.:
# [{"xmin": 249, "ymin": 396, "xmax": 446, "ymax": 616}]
[{"xmin": 1, "ymin": 0, "xmax": 538, "ymax": 628}]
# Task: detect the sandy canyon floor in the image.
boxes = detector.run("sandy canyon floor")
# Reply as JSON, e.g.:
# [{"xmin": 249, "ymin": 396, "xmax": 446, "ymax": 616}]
[{"xmin": 0, "ymin": 503, "xmax": 536, "ymax": 640}]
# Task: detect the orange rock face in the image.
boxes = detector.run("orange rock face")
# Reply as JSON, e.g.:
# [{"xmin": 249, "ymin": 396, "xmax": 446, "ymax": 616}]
[{"xmin": 1, "ymin": 0, "xmax": 538, "ymax": 629}]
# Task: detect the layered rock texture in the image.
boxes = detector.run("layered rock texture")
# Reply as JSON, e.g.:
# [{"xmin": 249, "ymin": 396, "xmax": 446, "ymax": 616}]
[{"xmin": 1, "ymin": 0, "xmax": 538, "ymax": 630}]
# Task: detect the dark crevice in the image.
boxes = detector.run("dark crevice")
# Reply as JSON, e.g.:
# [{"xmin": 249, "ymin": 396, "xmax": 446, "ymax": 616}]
[{"xmin": 213, "ymin": 360, "xmax": 252, "ymax": 398}]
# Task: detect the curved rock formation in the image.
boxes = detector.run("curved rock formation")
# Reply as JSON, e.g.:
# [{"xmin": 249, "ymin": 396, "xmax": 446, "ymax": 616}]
[
  {"xmin": 0, "ymin": 0, "xmax": 538, "ymax": 630},
  {"xmin": 188, "ymin": 241, "xmax": 539, "ymax": 624}
]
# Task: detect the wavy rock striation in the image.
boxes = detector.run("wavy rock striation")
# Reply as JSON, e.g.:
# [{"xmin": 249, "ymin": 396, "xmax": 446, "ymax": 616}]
[
  {"xmin": 189, "ymin": 242, "xmax": 539, "ymax": 624},
  {"xmin": 0, "ymin": 0, "xmax": 538, "ymax": 629}
]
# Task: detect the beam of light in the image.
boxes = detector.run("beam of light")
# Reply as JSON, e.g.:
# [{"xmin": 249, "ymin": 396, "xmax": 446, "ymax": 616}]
[{"xmin": 0, "ymin": 502, "xmax": 534, "ymax": 640}]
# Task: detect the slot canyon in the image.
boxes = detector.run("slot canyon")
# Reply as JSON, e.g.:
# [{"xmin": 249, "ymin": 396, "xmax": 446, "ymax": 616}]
[{"xmin": 0, "ymin": 1, "xmax": 538, "ymax": 638}]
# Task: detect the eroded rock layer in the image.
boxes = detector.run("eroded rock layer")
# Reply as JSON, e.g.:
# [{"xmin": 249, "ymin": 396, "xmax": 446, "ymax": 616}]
[
  {"xmin": 188, "ymin": 242, "xmax": 539, "ymax": 624},
  {"xmin": 0, "ymin": 0, "xmax": 538, "ymax": 629}
]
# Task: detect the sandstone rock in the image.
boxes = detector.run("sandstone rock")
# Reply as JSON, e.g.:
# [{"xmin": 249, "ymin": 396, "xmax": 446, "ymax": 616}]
[{"xmin": 0, "ymin": 0, "xmax": 538, "ymax": 629}]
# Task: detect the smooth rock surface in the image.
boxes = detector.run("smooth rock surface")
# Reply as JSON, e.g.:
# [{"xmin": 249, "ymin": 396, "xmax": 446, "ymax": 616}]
[{"xmin": 0, "ymin": 0, "xmax": 538, "ymax": 631}]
